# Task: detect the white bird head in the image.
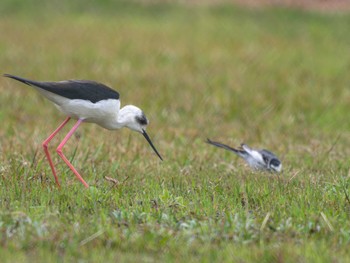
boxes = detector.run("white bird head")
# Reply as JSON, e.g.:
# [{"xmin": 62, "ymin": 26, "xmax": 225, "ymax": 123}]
[
  {"xmin": 119, "ymin": 105, "xmax": 163, "ymax": 161},
  {"xmin": 119, "ymin": 105, "xmax": 148, "ymax": 132}
]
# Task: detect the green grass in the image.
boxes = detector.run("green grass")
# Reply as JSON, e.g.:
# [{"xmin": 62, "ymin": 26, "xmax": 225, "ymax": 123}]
[{"xmin": 1, "ymin": 1, "xmax": 350, "ymax": 262}]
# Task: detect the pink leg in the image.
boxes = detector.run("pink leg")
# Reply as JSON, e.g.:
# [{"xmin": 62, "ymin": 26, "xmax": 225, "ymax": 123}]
[
  {"xmin": 56, "ymin": 119, "xmax": 89, "ymax": 188},
  {"xmin": 42, "ymin": 117, "xmax": 71, "ymax": 187}
]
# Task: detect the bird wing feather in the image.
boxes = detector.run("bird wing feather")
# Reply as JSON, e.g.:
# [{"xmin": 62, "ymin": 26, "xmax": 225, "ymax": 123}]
[{"xmin": 4, "ymin": 74, "xmax": 120, "ymax": 103}]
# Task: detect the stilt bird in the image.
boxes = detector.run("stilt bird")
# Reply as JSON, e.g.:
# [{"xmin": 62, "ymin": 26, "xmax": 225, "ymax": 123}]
[{"xmin": 4, "ymin": 74, "xmax": 163, "ymax": 188}]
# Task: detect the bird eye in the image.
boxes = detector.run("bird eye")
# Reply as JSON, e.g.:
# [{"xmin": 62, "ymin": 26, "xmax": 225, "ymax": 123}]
[{"xmin": 135, "ymin": 115, "xmax": 148, "ymax": 126}]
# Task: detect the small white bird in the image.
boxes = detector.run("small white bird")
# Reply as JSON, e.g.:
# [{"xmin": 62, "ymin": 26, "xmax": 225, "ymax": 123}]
[
  {"xmin": 4, "ymin": 74, "xmax": 163, "ymax": 188},
  {"xmin": 207, "ymin": 139, "xmax": 282, "ymax": 172}
]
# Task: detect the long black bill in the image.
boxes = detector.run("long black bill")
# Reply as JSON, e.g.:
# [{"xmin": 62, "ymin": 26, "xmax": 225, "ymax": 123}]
[{"xmin": 142, "ymin": 129, "xmax": 163, "ymax": 161}]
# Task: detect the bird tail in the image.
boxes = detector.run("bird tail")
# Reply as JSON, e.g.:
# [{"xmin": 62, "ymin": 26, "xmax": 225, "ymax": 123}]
[
  {"xmin": 206, "ymin": 138, "xmax": 246, "ymax": 157},
  {"xmin": 3, "ymin": 74, "xmax": 39, "ymax": 87}
]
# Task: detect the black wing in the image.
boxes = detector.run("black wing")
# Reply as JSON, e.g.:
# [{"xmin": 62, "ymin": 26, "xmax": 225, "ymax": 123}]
[
  {"xmin": 260, "ymin": 149, "xmax": 279, "ymax": 159},
  {"xmin": 260, "ymin": 149, "xmax": 281, "ymax": 166},
  {"xmin": 4, "ymin": 74, "xmax": 120, "ymax": 103}
]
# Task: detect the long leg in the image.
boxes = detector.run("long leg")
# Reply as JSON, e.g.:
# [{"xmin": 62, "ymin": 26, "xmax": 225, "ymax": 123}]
[
  {"xmin": 42, "ymin": 117, "xmax": 71, "ymax": 187},
  {"xmin": 56, "ymin": 119, "xmax": 89, "ymax": 188}
]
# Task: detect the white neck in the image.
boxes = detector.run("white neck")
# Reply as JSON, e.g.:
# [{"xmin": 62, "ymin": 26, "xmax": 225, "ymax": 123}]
[
  {"xmin": 114, "ymin": 106, "xmax": 132, "ymax": 128},
  {"xmin": 106, "ymin": 105, "xmax": 143, "ymax": 131}
]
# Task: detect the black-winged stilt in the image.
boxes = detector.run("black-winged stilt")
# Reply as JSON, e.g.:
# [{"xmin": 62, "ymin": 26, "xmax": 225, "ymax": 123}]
[
  {"xmin": 4, "ymin": 74, "xmax": 163, "ymax": 188},
  {"xmin": 207, "ymin": 139, "xmax": 282, "ymax": 172}
]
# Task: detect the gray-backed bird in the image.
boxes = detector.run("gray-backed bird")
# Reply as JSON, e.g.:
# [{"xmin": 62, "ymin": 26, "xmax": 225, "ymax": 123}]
[{"xmin": 207, "ymin": 139, "xmax": 282, "ymax": 172}]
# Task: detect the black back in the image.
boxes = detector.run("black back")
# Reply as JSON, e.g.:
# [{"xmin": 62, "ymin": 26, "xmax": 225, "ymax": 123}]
[{"xmin": 4, "ymin": 74, "xmax": 120, "ymax": 103}]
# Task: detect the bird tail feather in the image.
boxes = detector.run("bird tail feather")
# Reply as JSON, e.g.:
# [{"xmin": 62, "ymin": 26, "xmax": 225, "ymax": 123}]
[
  {"xmin": 3, "ymin": 74, "xmax": 38, "ymax": 87},
  {"xmin": 206, "ymin": 138, "xmax": 246, "ymax": 157}
]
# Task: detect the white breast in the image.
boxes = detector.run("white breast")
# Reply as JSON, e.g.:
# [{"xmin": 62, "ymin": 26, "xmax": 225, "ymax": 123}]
[{"xmin": 37, "ymin": 89, "xmax": 121, "ymax": 129}]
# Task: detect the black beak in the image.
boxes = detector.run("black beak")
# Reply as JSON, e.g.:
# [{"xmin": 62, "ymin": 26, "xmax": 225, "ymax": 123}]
[{"xmin": 142, "ymin": 129, "xmax": 163, "ymax": 161}]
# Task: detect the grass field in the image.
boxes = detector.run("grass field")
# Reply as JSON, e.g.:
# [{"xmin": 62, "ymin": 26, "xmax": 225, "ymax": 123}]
[{"xmin": 1, "ymin": 1, "xmax": 350, "ymax": 262}]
